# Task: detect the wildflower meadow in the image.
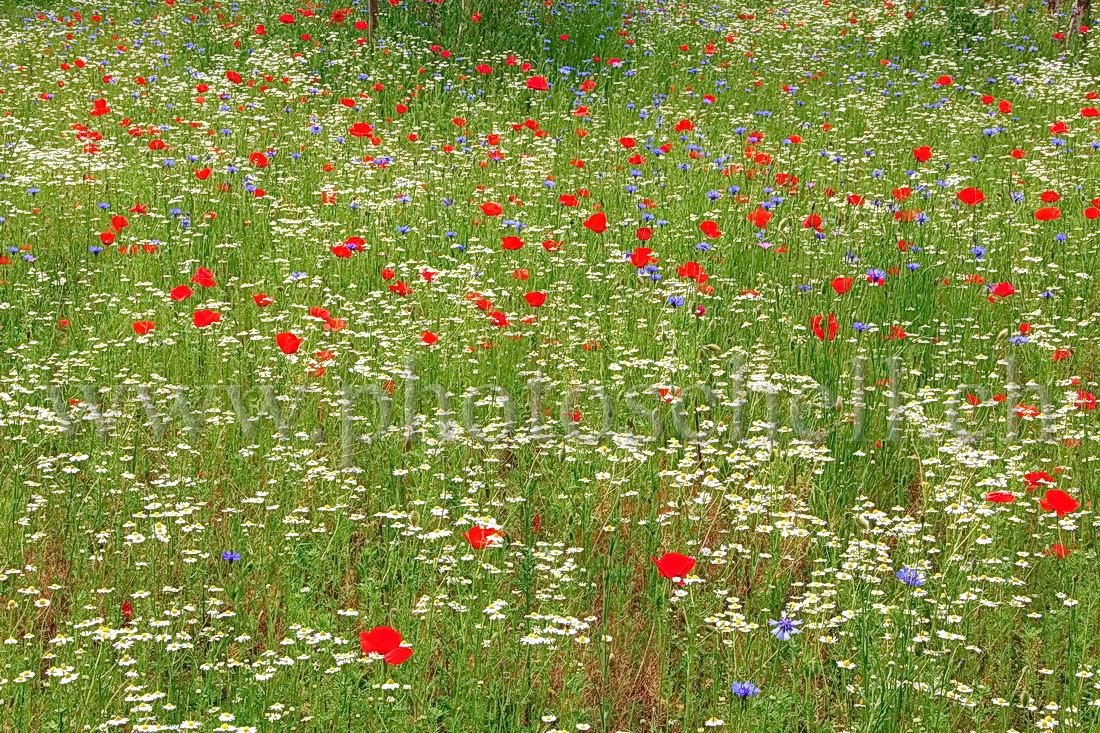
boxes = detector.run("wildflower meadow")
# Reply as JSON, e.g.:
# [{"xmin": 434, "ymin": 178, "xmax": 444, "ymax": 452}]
[{"xmin": 0, "ymin": 0, "xmax": 1098, "ymax": 731}]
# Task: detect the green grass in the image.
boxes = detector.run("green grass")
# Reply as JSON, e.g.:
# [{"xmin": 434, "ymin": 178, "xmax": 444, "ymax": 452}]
[{"xmin": 0, "ymin": 0, "xmax": 1098, "ymax": 731}]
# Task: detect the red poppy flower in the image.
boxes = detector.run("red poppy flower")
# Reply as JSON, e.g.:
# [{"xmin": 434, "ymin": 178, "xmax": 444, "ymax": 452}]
[
  {"xmin": 275, "ymin": 332, "xmax": 302, "ymax": 354},
  {"xmin": 811, "ymin": 313, "xmax": 838, "ymax": 342},
  {"xmin": 1024, "ymin": 471, "xmax": 1055, "ymax": 490},
  {"xmin": 936, "ymin": 75, "xmax": 952, "ymax": 86},
  {"xmin": 501, "ymin": 236, "xmax": 524, "ymax": 250},
  {"xmin": 253, "ymin": 293, "xmax": 274, "ymax": 307},
  {"xmin": 652, "ymin": 552, "xmax": 696, "ymax": 585},
  {"xmin": 678, "ymin": 262, "xmax": 704, "ymax": 280},
  {"xmin": 359, "ymin": 626, "xmax": 413, "ymax": 665},
  {"xmin": 698, "ymin": 220, "xmax": 722, "ymax": 238},
  {"xmin": 912, "ymin": 146, "xmax": 931, "ymax": 162},
  {"xmin": 1034, "ymin": 207, "xmax": 1061, "ymax": 221},
  {"xmin": 480, "ymin": 202, "xmax": 503, "ymax": 216},
  {"xmin": 801, "ymin": 213, "xmax": 823, "ymax": 230},
  {"xmin": 985, "ymin": 492, "xmax": 1016, "ymax": 503},
  {"xmin": 1075, "ymin": 391, "xmax": 1096, "ymax": 410},
  {"xmin": 1052, "ymin": 349, "xmax": 1072, "ymax": 361},
  {"xmin": 957, "ymin": 188, "xmax": 985, "ymax": 206},
  {"xmin": 132, "ymin": 321, "xmax": 155, "ymax": 335},
  {"xmin": 421, "ymin": 331, "xmax": 439, "ymax": 345},
  {"xmin": 193, "ymin": 310, "xmax": 220, "ymax": 328},
  {"xmin": 630, "ymin": 247, "xmax": 654, "ymax": 268},
  {"xmin": 524, "ymin": 292, "xmax": 546, "ymax": 307},
  {"xmin": 463, "ymin": 526, "xmax": 504, "ymax": 549},
  {"xmin": 830, "ymin": 277, "xmax": 853, "ymax": 294},
  {"xmin": 747, "ymin": 208, "xmax": 772, "ymax": 227},
  {"xmin": 1048, "ymin": 544, "xmax": 1071, "ymax": 559},
  {"xmin": 583, "ymin": 212, "xmax": 607, "ymax": 233},
  {"xmin": 526, "ymin": 76, "xmax": 550, "ymax": 90},
  {"xmin": 349, "ymin": 122, "xmax": 374, "ymax": 137},
  {"xmin": 170, "ymin": 285, "xmax": 192, "ymax": 301},
  {"xmin": 1039, "ymin": 489, "xmax": 1080, "ymax": 517},
  {"xmin": 990, "ymin": 282, "xmax": 1015, "ymax": 298}
]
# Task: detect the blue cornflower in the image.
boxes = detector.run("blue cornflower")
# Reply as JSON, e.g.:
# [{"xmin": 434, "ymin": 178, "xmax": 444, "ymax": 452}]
[
  {"xmin": 666, "ymin": 295, "xmax": 685, "ymax": 307},
  {"xmin": 222, "ymin": 551, "xmax": 241, "ymax": 562},
  {"xmin": 853, "ymin": 322, "xmax": 869, "ymax": 332},
  {"xmin": 971, "ymin": 246, "xmax": 986, "ymax": 260},
  {"xmin": 769, "ymin": 614, "xmax": 802, "ymax": 641},
  {"xmin": 731, "ymin": 681, "xmax": 761, "ymax": 698},
  {"xmin": 896, "ymin": 567, "xmax": 924, "ymax": 587},
  {"xmin": 1009, "ymin": 335, "xmax": 1029, "ymax": 344}
]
